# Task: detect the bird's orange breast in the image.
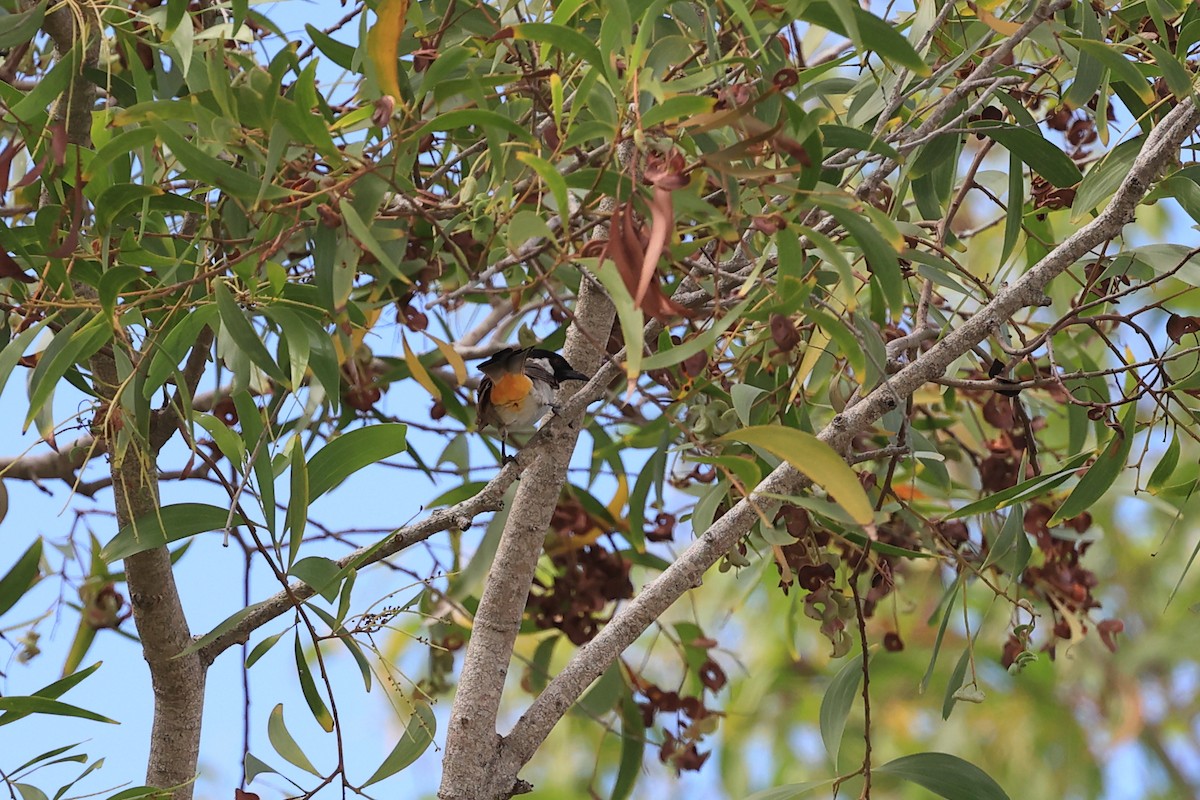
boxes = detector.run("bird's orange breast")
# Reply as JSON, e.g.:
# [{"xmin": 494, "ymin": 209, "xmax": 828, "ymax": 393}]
[{"xmin": 489, "ymin": 372, "xmax": 533, "ymax": 407}]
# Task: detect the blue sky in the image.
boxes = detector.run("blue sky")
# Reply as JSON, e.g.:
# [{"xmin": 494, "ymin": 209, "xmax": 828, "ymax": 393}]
[{"xmin": 4, "ymin": 1, "xmax": 1200, "ymax": 798}]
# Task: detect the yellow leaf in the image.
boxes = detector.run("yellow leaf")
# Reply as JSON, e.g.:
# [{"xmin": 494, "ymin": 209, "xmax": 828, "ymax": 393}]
[
  {"xmin": 608, "ymin": 473, "xmax": 629, "ymax": 519},
  {"xmin": 367, "ymin": 0, "xmax": 410, "ymax": 102},
  {"xmin": 792, "ymin": 326, "xmax": 831, "ymax": 402},
  {"xmin": 428, "ymin": 334, "xmax": 467, "ymax": 386},
  {"xmin": 401, "ymin": 332, "xmax": 439, "ymax": 399},
  {"xmin": 718, "ymin": 425, "xmax": 875, "ymax": 525},
  {"xmin": 351, "ymin": 304, "xmax": 384, "ymax": 354},
  {"xmin": 977, "ymin": 7, "xmax": 1021, "ymax": 35}
]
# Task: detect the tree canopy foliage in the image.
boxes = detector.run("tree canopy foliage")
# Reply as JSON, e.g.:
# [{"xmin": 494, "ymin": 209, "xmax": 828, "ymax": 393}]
[{"xmin": 4, "ymin": 0, "xmax": 1200, "ymax": 798}]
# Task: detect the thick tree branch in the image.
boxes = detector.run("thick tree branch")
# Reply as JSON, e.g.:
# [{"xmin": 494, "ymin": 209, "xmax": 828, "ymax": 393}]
[
  {"xmin": 439, "ymin": 277, "xmax": 616, "ymax": 800},
  {"xmin": 492, "ymin": 97, "xmax": 1200, "ymax": 790},
  {"xmin": 41, "ymin": 9, "xmax": 209, "ymax": 795}
]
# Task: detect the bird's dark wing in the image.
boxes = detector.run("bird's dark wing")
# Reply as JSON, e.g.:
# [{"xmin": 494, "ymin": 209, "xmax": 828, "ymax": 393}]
[
  {"xmin": 476, "ymin": 377, "xmax": 499, "ymax": 428},
  {"xmin": 528, "ymin": 348, "xmax": 588, "ymax": 382},
  {"xmin": 524, "ymin": 361, "xmax": 556, "ymax": 387},
  {"xmin": 478, "ymin": 347, "xmax": 522, "ymax": 376}
]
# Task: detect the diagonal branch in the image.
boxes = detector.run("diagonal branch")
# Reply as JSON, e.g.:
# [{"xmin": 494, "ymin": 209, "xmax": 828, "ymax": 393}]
[{"xmin": 493, "ymin": 96, "xmax": 1200, "ymax": 789}]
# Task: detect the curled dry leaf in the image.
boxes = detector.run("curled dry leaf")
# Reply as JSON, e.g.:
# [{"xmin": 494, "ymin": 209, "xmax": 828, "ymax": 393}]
[
  {"xmin": 604, "ymin": 199, "xmax": 693, "ymax": 322},
  {"xmin": 1166, "ymin": 313, "xmax": 1200, "ymax": 344},
  {"xmin": 1097, "ymin": 618, "xmax": 1124, "ymax": 652},
  {"xmin": 0, "ymin": 250, "xmax": 36, "ymax": 283}
]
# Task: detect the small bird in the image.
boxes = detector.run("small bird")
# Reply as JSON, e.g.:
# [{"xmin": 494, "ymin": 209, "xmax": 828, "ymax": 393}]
[{"xmin": 476, "ymin": 346, "xmax": 589, "ymax": 461}]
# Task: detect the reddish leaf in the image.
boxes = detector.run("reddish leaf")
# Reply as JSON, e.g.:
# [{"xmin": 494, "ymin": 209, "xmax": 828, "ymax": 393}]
[
  {"xmin": 770, "ymin": 313, "xmax": 800, "ymax": 352},
  {"xmin": 13, "ymin": 152, "xmax": 46, "ymax": 189},
  {"xmin": 0, "ymin": 137, "xmax": 21, "ymax": 198},
  {"xmin": 46, "ymin": 186, "xmax": 85, "ymax": 258},
  {"xmin": 0, "ymin": 251, "xmax": 36, "ymax": 283},
  {"xmin": 1097, "ymin": 618, "xmax": 1124, "ymax": 652},
  {"xmin": 1167, "ymin": 313, "xmax": 1200, "ymax": 344},
  {"xmin": 637, "ymin": 186, "xmax": 673, "ymax": 306},
  {"xmin": 604, "ymin": 200, "xmax": 693, "ymax": 322},
  {"xmin": 49, "ymin": 122, "xmax": 68, "ymax": 169}
]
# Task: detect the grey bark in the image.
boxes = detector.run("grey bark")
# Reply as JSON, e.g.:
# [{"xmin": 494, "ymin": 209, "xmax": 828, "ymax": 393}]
[
  {"xmin": 438, "ymin": 277, "xmax": 616, "ymax": 800},
  {"xmin": 40, "ymin": 8, "xmax": 208, "ymax": 798}
]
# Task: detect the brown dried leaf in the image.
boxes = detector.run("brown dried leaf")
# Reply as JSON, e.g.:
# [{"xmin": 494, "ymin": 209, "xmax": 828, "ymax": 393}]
[
  {"xmin": 1167, "ymin": 313, "xmax": 1200, "ymax": 344},
  {"xmin": 637, "ymin": 186, "xmax": 674, "ymax": 306},
  {"xmin": 0, "ymin": 250, "xmax": 36, "ymax": 283}
]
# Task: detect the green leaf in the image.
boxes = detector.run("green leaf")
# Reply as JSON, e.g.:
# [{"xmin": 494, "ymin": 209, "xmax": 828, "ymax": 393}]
[
  {"xmin": 0, "ymin": 318, "xmax": 53, "ymax": 399},
  {"xmin": 797, "ymin": 2, "xmax": 929, "ymax": 76},
  {"xmin": 983, "ymin": 504, "xmax": 1032, "ymax": 577},
  {"xmin": 0, "ymin": 1, "xmax": 48, "ymax": 49},
  {"xmin": 576, "ymin": 662, "xmax": 623, "ymax": 718},
  {"xmin": 942, "ymin": 648, "xmax": 972, "ymax": 720},
  {"xmin": 1148, "ymin": 432, "xmax": 1181, "ymax": 494},
  {"xmin": 294, "ymin": 634, "xmax": 334, "ymax": 732},
  {"xmin": 876, "ymin": 752, "xmax": 1010, "ymax": 800},
  {"xmin": 15, "ymin": 784, "xmax": 48, "ymax": 800},
  {"xmin": 339, "ymin": 199, "xmax": 405, "ymax": 279},
  {"xmin": 143, "ymin": 305, "xmax": 217, "ymax": 399},
  {"xmin": 151, "ymin": 122, "xmax": 291, "ymax": 200},
  {"xmin": 1146, "ymin": 41, "xmax": 1193, "ymax": 100},
  {"xmin": 731, "ymin": 383, "xmax": 765, "ymax": 427},
  {"xmin": 744, "ymin": 781, "xmax": 834, "ymax": 800},
  {"xmin": 286, "ymin": 442, "xmax": 309, "ymax": 568},
  {"xmin": 641, "ymin": 95, "xmax": 718, "ymax": 129},
  {"xmin": 717, "ymin": 426, "xmax": 874, "ymax": 524},
  {"xmin": 12, "ymin": 744, "xmax": 84, "ymax": 774},
  {"xmin": 819, "ymin": 202, "xmax": 903, "ymax": 316},
  {"xmin": 946, "ymin": 453, "xmax": 1091, "ymax": 519},
  {"xmin": 642, "ymin": 297, "xmax": 752, "ymax": 370},
  {"xmin": 214, "ymin": 280, "xmax": 291, "ymax": 387},
  {"xmin": 25, "ymin": 315, "xmax": 112, "ymax": 431},
  {"xmin": 820, "ymin": 124, "xmax": 901, "ymax": 161},
  {"xmin": 98, "ymin": 265, "xmax": 148, "ymax": 315},
  {"xmin": 611, "ymin": 691, "xmax": 644, "ymax": 800},
  {"xmin": 920, "ymin": 575, "xmax": 961, "ymax": 693},
  {"xmin": 511, "ymin": 23, "xmax": 608, "ymax": 82},
  {"xmin": 0, "ymin": 538, "xmax": 42, "ymax": 617},
  {"xmin": 1071, "ymin": 136, "xmax": 1144, "ymax": 222},
  {"xmin": 85, "ymin": 128, "xmax": 165, "ymax": 180},
  {"xmin": 307, "ymin": 423, "xmax": 408, "ymax": 499},
  {"xmin": 1062, "ymin": 3, "xmax": 1105, "ymax": 109},
  {"xmin": 102, "ymin": 503, "xmax": 247, "ymax": 562},
  {"xmin": 1060, "ymin": 38, "xmax": 1154, "ymax": 105},
  {"xmin": 10, "ymin": 40, "xmax": 77, "ymax": 123},
  {"xmin": 304, "ymin": 24, "xmax": 355, "ymax": 70},
  {"xmin": 516, "ymin": 152, "xmax": 570, "ymax": 222},
  {"xmin": 1050, "ymin": 403, "xmax": 1136, "ymax": 525},
  {"xmin": 94, "ymin": 184, "xmax": 163, "ymax": 232},
  {"xmin": 103, "ymin": 788, "xmax": 172, "ymax": 800},
  {"xmin": 246, "ymin": 630, "xmax": 287, "ymax": 668},
  {"xmin": 415, "ymin": 109, "xmax": 534, "ymax": 144},
  {"xmin": 0, "ymin": 662, "xmax": 104, "ymax": 728},
  {"xmin": 969, "ymin": 121, "xmax": 1082, "ymax": 188},
  {"xmin": 338, "ymin": 632, "xmax": 373, "ymax": 692},
  {"xmin": 243, "ymin": 752, "xmax": 278, "ymax": 783},
  {"xmin": 361, "ymin": 701, "xmax": 437, "ymax": 786},
  {"xmin": 180, "ymin": 599, "xmax": 270, "ymax": 658},
  {"xmin": 594, "ymin": 260, "xmax": 645, "ymax": 382},
  {"xmin": 288, "ymin": 556, "xmax": 343, "ymax": 604},
  {"xmin": 819, "ymin": 651, "xmax": 864, "ymax": 768},
  {"xmin": 0, "ymin": 696, "xmax": 116, "ymax": 725},
  {"xmin": 1000, "ymin": 149, "xmax": 1023, "ymax": 266},
  {"xmin": 268, "ymin": 703, "xmax": 321, "ymax": 776}
]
